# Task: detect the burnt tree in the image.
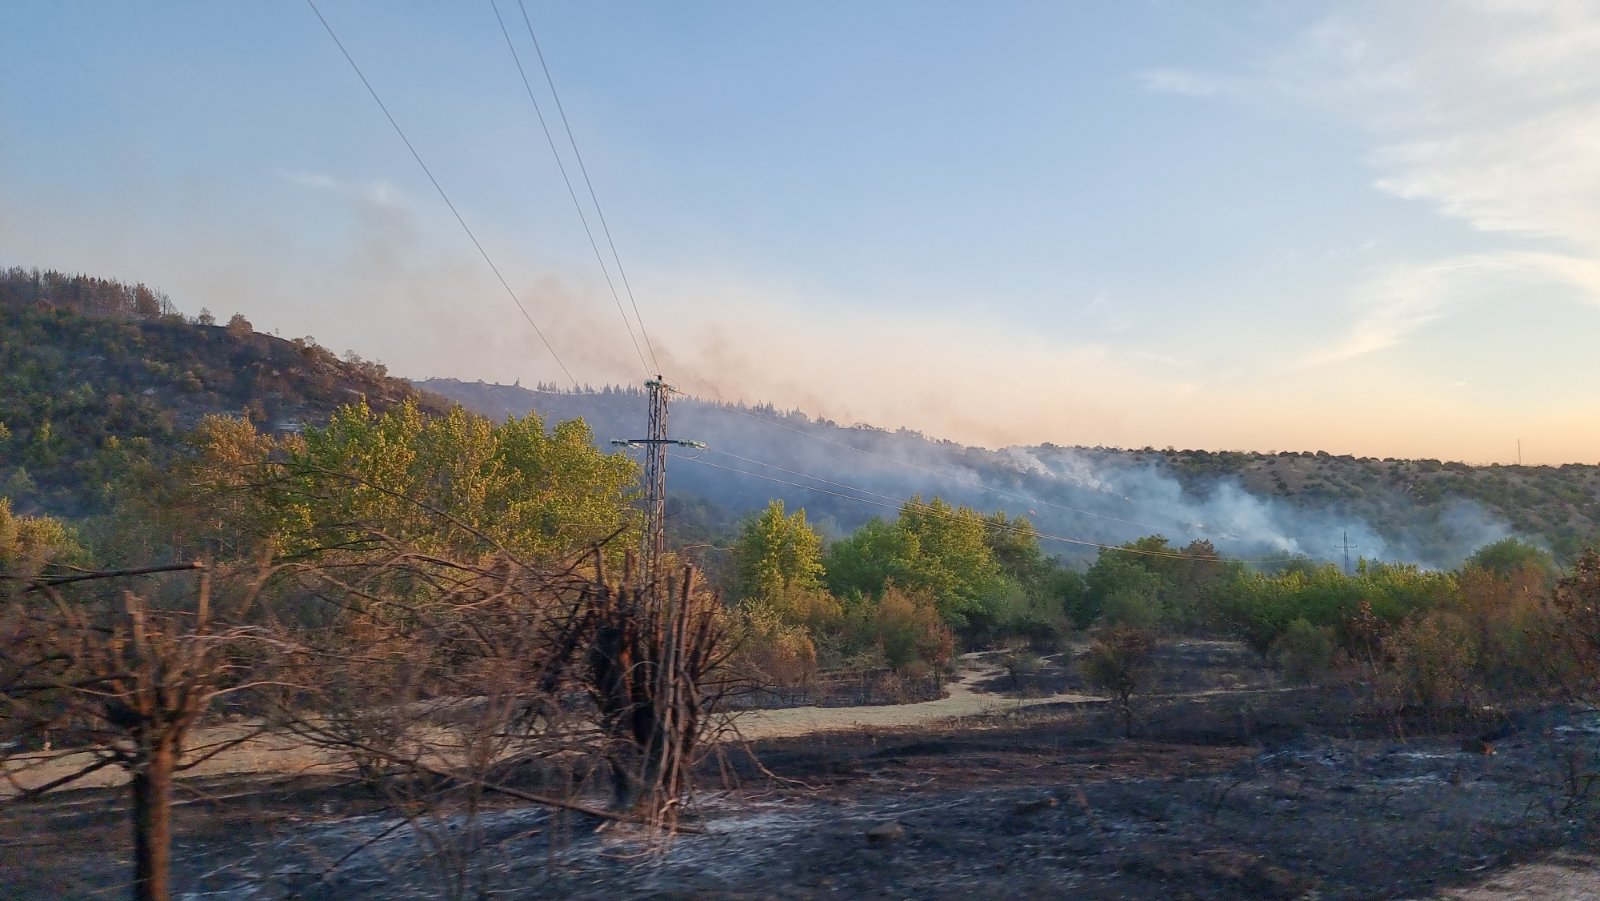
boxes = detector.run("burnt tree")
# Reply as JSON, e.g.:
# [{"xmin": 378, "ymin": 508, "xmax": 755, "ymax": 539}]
[
  {"xmin": 588, "ymin": 555, "xmax": 728, "ymax": 826},
  {"xmin": 1, "ymin": 564, "xmax": 271, "ymax": 901}
]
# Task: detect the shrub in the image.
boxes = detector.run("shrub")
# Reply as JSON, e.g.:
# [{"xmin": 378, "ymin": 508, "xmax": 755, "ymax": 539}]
[
  {"xmin": 1552, "ymin": 549, "xmax": 1600, "ymax": 700},
  {"xmin": 875, "ymin": 586, "xmax": 955, "ymax": 674},
  {"xmin": 1382, "ymin": 610, "xmax": 1477, "ymax": 712},
  {"xmin": 729, "ymin": 600, "xmax": 818, "ymax": 691},
  {"xmin": 1271, "ymin": 618, "xmax": 1336, "ymax": 684},
  {"xmin": 1079, "ymin": 625, "xmax": 1156, "ymax": 735}
]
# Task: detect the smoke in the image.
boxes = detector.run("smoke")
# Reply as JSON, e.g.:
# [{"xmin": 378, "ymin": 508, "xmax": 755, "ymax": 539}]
[{"xmin": 428, "ymin": 381, "xmax": 1520, "ymax": 570}]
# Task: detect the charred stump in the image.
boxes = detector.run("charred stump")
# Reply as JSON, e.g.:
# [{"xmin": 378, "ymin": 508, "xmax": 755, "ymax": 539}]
[{"xmin": 587, "ymin": 555, "xmax": 724, "ymax": 826}]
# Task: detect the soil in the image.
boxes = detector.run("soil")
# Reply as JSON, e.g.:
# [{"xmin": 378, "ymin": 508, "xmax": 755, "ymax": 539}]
[{"xmin": 4, "ymin": 644, "xmax": 1599, "ymax": 899}]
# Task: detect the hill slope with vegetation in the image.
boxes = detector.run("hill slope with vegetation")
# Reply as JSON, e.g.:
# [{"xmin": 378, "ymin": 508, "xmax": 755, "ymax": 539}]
[
  {"xmin": 419, "ymin": 379, "xmax": 1600, "ymax": 567},
  {"xmin": 0, "ymin": 267, "xmax": 450, "ymax": 518}
]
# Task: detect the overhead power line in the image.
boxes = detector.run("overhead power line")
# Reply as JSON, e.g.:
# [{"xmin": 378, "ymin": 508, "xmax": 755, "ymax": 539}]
[
  {"xmin": 305, "ymin": 0, "xmax": 577, "ymax": 387},
  {"xmin": 489, "ymin": 0, "xmax": 652, "ymax": 379},
  {"xmin": 307, "ymin": 5, "xmax": 1324, "ymax": 562},
  {"xmin": 517, "ymin": 0, "xmax": 662, "ymax": 375}
]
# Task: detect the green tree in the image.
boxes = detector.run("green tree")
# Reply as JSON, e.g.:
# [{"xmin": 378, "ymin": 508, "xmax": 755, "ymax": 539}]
[
  {"xmin": 983, "ymin": 511, "xmax": 1048, "ymax": 585},
  {"xmin": 895, "ymin": 496, "xmax": 1006, "ymax": 632},
  {"xmin": 275, "ymin": 400, "xmax": 639, "ymax": 564},
  {"xmin": 729, "ymin": 500, "xmax": 825, "ymax": 603},
  {"xmin": 1465, "ymin": 537, "xmax": 1558, "ymax": 583},
  {"xmin": 0, "ymin": 497, "xmax": 86, "ymax": 578},
  {"xmin": 824, "ymin": 517, "xmax": 922, "ymax": 601},
  {"xmin": 1081, "ymin": 552, "xmax": 1166, "ymax": 628},
  {"xmin": 101, "ymin": 400, "xmax": 639, "ymax": 579}
]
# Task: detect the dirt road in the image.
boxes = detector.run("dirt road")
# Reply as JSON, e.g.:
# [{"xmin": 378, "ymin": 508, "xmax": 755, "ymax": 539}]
[
  {"xmin": 729, "ymin": 653, "xmax": 1101, "ymax": 740},
  {"xmin": 2, "ymin": 654, "xmax": 1093, "ymax": 794}
]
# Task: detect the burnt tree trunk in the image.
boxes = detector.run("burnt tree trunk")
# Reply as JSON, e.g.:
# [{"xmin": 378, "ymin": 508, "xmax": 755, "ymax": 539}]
[
  {"xmin": 131, "ymin": 736, "xmax": 178, "ymax": 901},
  {"xmin": 587, "ymin": 560, "xmax": 722, "ymax": 825}
]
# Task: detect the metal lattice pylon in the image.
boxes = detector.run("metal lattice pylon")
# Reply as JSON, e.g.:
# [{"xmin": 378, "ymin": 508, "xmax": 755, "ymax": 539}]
[
  {"xmin": 642, "ymin": 377, "xmax": 669, "ymax": 584},
  {"xmin": 611, "ymin": 377, "xmax": 705, "ymax": 597}
]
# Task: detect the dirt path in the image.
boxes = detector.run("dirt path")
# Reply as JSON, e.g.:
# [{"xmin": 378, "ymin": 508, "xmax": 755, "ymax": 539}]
[
  {"xmin": 1428, "ymin": 855, "xmax": 1600, "ymax": 900},
  {"xmin": 727, "ymin": 653, "xmax": 1101, "ymax": 740},
  {"xmin": 3, "ymin": 655, "xmax": 1094, "ymax": 794}
]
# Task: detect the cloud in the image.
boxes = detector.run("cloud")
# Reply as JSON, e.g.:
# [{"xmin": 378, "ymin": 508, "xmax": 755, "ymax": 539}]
[
  {"xmin": 1137, "ymin": 68, "xmax": 1230, "ymax": 98},
  {"xmin": 281, "ymin": 171, "xmax": 404, "ymax": 208},
  {"xmin": 1301, "ymin": 251, "xmax": 1600, "ymax": 367},
  {"xmin": 1151, "ymin": 1, "xmax": 1600, "ymax": 364},
  {"xmin": 1273, "ymin": 2, "xmax": 1600, "ymax": 257}
]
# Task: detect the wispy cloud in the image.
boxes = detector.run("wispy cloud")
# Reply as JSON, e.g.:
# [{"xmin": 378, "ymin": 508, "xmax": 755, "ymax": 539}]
[
  {"xmin": 1136, "ymin": 68, "xmax": 1230, "ymax": 98},
  {"xmin": 1302, "ymin": 251, "xmax": 1600, "ymax": 367},
  {"xmin": 1299, "ymin": 261, "xmax": 1464, "ymax": 368},
  {"xmin": 280, "ymin": 171, "xmax": 404, "ymax": 208},
  {"xmin": 1155, "ymin": 1, "xmax": 1600, "ymax": 363},
  {"xmin": 1275, "ymin": 3, "xmax": 1600, "ymax": 254}
]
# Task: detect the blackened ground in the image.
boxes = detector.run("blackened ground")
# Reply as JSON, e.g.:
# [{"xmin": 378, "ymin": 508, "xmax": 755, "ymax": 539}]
[{"xmin": 6, "ymin": 689, "xmax": 1599, "ymax": 900}]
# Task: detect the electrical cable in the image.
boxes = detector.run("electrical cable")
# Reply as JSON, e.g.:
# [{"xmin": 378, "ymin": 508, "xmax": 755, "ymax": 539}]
[
  {"xmin": 518, "ymin": 0, "xmax": 662, "ymax": 376},
  {"xmin": 489, "ymin": 0, "xmax": 652, "ymax": 379},
  {"xmin": 305, "ymin": 0, "xmax": 578, "ymax": 387},
  {"xmin": 309, "ymin": 5, "xmax": 1340, "ymax": 563}
]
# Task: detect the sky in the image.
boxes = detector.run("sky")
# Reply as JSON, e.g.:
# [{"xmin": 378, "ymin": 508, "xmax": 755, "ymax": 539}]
[{"xmin": 3, "ymin": 1, "xmax": 1599, "ymax": 464}]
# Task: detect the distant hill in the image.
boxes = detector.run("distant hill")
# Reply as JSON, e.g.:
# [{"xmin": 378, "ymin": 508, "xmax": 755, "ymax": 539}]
[
  {"xmin": 418, "ymin": 378, "xmax": 1600, "ymax": 567},
  {"xmin": 4, "ymin": 264, "xmax": 1592, "ymax": 566},
  {"xmin": 0, "ymin": 267, "xmax": 450, "ymax": 518}
]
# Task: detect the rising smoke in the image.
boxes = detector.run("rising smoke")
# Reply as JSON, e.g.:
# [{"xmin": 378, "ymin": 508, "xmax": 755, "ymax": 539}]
[{"xmin": 422, "ymin": 380, "xmax": 1519, "ymax": 570}]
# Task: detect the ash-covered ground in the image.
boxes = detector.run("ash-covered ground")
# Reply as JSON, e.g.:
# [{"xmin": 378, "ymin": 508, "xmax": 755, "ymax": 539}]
[{"xmin": 5, "ymin": 648, "xmax": 1600, "ymax": 900}]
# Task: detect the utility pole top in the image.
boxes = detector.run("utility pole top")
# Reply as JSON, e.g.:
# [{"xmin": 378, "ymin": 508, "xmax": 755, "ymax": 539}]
[{"xmin": 609, "ymin": 439, "xmax": 706, "ymax": 449}]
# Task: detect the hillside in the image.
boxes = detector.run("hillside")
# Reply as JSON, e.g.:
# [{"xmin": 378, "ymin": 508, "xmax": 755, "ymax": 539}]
[
  {"xmin": 0, "ymin": 267, "xmax": 450, "ymax": 518},
  {"xmin": 419, "ymin": 378, "xmax": 1600, "ymax": 567},
  {"xmin": 3, "ymin": 263, "xmax": 1592, "ymax": 565}
]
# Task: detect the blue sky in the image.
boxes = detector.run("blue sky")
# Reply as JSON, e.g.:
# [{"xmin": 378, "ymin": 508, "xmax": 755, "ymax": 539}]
[{"xmin": 3, "ymin": 1, "xmax": 1598, "ymax": 463}]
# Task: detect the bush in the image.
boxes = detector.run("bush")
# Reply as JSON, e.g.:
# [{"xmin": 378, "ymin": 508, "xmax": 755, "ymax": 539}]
[
  {"xmin": 1552, "ymin": 549, "xmax": 1600, "ymax": 700},
  {"xmin": 1079, "ymin": 625, "xmax": 1156, "ymax": 735},
  {"xmin": 1099, "ymin": 587, "xmax": 1161, "ymax": 632},
  {"xmin": 874, "ymin": 586, "xmax": 955, "ymax": 673},
  {"xmin": 1381, "ymin": 611, "xmax": 1477, "ymax": 713},
  {"xmin": 728, "ymin": 600, "xmax": 818, "ymax": 691},
  {"xmin": 1270, "ymin": 618, "xmax": 1336, "ymax": 684}
]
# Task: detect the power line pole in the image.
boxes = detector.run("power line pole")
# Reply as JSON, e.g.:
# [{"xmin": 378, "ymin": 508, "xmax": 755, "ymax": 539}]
[
  {"xmin": 1341, "ymin": 529, "xmax": 1358, "ymax": 576},
  {"xmin": 612, "ymin": 377, "xmax": 704, "ymax": 594}
]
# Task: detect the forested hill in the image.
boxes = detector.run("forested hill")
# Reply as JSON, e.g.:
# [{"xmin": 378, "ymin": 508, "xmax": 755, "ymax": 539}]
[
  {"xmin": 5, "ymin": 263, "xmax": 1593, "ymax": 565},
  {"xmin": 0, "ymin": 267, "xmax": 450, "ymax": 518},
  {"xmin": 419, "ymin": 378, "xmax": 1600, "ymax": 567}
]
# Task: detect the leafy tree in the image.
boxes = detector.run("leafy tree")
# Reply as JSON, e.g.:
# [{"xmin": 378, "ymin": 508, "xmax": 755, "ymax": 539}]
[
  {"xmin": 1079, "ymin": 624, "xmax": 1156, "ymax": 735},
  {"xmin": 728, "ymin": 500, "xmax": 825, "ymax": 603},
  {"xmin": 983, "ymin": 511, "xmax": 1049, "ymax": 585},
  {"xmin": 1465, "ymin": 537, "xmax": 1558, "ymax": 583},
  {"xmin": 894, "ymin": 496, "xmax": 1006, "ymax": 632},
  {"xmin": 824, "ymin": 517, "xmax": 922, "ymax": 601},
  {"xmin": 267, "ymin": 400, "xmax": 638, "ymax": 565},
  {"xmin": 0, "ymin": 498, "xmax": 86, "ymax": 575},
  {"xmin": 1082, "ymin": 553, "xmax": 1166, "ymax": 628}
]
